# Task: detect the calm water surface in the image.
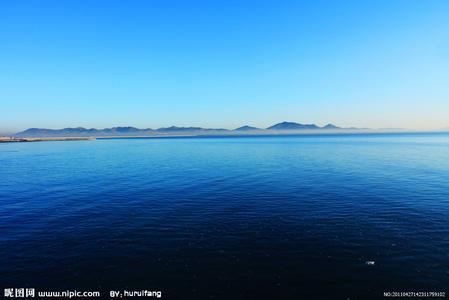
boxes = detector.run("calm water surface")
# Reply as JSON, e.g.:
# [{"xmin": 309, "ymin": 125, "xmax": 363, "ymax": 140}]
[{"xmin": 1, "ymin": 134, "xmax": 449, "ymax": 299}]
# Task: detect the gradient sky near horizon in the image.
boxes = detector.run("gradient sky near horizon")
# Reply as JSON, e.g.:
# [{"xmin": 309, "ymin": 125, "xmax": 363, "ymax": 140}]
[{"xmin": 1, "ymin": 0, "xmax": 448, "ymax": 133}]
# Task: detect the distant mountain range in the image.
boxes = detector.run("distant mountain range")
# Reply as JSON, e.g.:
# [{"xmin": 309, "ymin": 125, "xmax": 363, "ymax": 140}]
[{"xmin": 14, "ymin": 122, "xmax": 354, "ymax": 137}]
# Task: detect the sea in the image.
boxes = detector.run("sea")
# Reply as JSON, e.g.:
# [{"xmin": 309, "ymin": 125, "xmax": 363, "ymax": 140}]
[{"xmin": 1, "ymin": 133, "xmax": 448, "ymax": 299}]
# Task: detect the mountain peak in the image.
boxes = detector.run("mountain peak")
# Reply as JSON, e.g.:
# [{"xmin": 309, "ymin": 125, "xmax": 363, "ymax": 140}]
[
  {"xmin": 234, "ymin": 125, "xmax": 260, "ymax": 131},
  {"xmin": 323, "ymin": 123, "xmax": 340, "ymax": 129},
  {"xmin": 267, "ymin": 122, "xmax": 319, "ymax": 130}
]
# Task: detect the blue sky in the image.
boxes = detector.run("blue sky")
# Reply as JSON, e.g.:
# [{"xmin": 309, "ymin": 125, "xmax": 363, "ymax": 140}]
[{"xmin": 1, "ymin": 0, "xmax": 448, "ymax": 133}]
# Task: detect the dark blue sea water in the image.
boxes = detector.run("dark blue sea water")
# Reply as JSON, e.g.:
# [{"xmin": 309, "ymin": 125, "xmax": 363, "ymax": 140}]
[{"xmin": 1, "ymin": 133, "xmax": 449, "ymax": 299}]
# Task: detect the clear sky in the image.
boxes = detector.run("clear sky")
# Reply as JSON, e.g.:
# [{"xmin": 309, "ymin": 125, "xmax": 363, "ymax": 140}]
[{"xmin": 1, "ymin": 0, "xmax": 448, "ymax": 133}]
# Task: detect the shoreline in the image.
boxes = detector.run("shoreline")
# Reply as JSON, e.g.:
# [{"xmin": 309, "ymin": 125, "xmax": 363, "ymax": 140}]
[
  {"xmin": 0, "ymin": 137, "xmax": 96, "ymax": 143},
  {"xmin": 1, "ymin": 131, "xmax": 448, "ymax": 143}
]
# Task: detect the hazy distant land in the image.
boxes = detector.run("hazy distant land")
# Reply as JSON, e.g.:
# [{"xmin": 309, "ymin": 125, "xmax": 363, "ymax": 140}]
[
  {"xmin": 3, "ymin": 121, "xmax": 445, "ymax": 143},
  {"xmin": 8, "ymin": 122, "xmax": 362, "ymax": 139}
]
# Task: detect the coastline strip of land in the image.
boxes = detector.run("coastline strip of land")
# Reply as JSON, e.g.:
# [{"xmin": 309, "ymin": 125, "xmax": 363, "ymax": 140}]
[{"xmin": 0, "ymin": 137, "xmax": 96, "ymax": 143}]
